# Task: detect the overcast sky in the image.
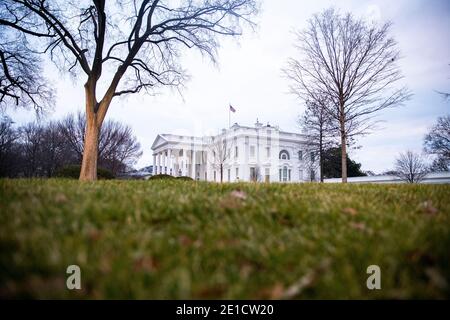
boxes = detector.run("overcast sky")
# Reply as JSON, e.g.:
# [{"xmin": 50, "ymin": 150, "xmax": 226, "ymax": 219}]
[{"xmin": 8, "ymin": 0, "xmax": 450, "ymax": 173}]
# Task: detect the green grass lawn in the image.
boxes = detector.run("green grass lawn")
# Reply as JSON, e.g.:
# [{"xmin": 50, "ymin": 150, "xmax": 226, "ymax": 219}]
[{"xmin": 0, "ymin": 179, "xmax": 449, "ymax": 299}]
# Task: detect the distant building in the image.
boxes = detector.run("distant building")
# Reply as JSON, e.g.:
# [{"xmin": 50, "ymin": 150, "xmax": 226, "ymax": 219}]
[{"xmin": 151, "ymin": 120, "xmax": 318, "ymax": 182}]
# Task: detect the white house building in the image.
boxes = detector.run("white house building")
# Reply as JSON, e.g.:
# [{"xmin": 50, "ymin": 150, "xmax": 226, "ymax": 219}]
[{"xmin": 151, "ymin": 120, "xmax": 318, "ymax": 182}]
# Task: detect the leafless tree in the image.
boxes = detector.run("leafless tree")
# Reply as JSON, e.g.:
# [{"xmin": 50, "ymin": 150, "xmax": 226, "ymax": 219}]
[
  {"xmin": 302, "ymin": 149, "xmax": 319, "ymax": 182},
  {"xmin": 13, "ymin": 121, "xmax": 73, "ymax": 177},
  {"xmin": 58, "ymin": 112, "xmax": 142, "ymax": 175},
  {"xmin": 299, "ymin": 97, "xmax": 337, "ymax": 182},
  {"xmin": 39, "ymin": 122, "xmax": 69, "ymax": 177},
  {"xmin": 207, "ymin": 132, "xmax": 233, "ymax": 183},
  {"xmin": 283, "ymin": 8, "xmax": 410, "ymax": 183},
  {"xmin": 99, "ymin": 121, "xmax": 143, "ymax": 174},
  {"xmin": 424, "ymin": 115, "xmax": 450, "ymax": 171},
  {"xmin": 395, "ymin": 150, "xmax": 428, "ymax": 183},
  {"xmin": 0, "ymin": 3, "xmax": 55, "ymax": 113},
  {"xmin": 0, "ymin": 115, "xmax": 20, "ymax": 176},
  {"xmin": 1, "ymin": 0, "xmax": 257, "ymax": 180},
  {"xmin": 1, "ymin": 113, "xmax": 141, "ymax": 177},
  {"xmin": 19, "ymin": 122, "xmax": 45, "ymax": 177},
  {"xmin": 57, "ymin": 112, "xmax": 86, "ymax": 162}
]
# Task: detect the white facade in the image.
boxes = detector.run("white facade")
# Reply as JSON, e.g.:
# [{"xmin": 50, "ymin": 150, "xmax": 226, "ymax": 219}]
[{"xmin": 151, "ymin": 121, "xmax": 318, "ymax": 182}]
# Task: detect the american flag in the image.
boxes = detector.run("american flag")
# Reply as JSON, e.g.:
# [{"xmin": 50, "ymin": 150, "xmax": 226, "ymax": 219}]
[{"xmin": 229, "ymin": 105, "xmax": 236, "ymax": 113}]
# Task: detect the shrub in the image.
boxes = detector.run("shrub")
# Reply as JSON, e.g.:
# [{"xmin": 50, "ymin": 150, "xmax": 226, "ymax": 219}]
[
  {"xmin": 176, "ymin": 176, "xmax": 194, "ymax": 181},
  {"xmin": 56, "ymin": 165, "xmax": 114, "ymax": 179},
  {"xmin": 148, "ymin": 174, "xmax": 175, "ymax": 180}
]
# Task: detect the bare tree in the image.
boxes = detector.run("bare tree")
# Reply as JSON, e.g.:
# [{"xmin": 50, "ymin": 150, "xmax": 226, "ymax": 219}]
[
  {"xmin": 302, "ymin": 149, "xmax": 319, "ymax": 182},
  {"xmin": 39, "ymin": 122, "xmax": 69, "ymax": 177},
  {"xmin": 0, "ymin": 3, "xmax": 55, "ymax": 112},
  {"xmin": 283, "ymin": 8, "xmax": 410, "ymax": 183},
  {"xmin": 0, "ymin": 115, "xmax": 20, "ymax": 176},
  {"xmin": 19, "ymin": 122, "xmax": 45, "ymax": 177},
  {"xmin": 98, "ymin": 121, "xmax": 142, "ymax": 174},
  {"xmin": 424, "ymin": 115, "xmax": 450, "ymax": 171},
  {"xmin": 58, "ymin": 112, "xmax": 142, "ymax": 175},
  {"xmin": 299, "ymin": 97, "xmax": 336, "ymax": 182},
  {"xmin": 1, "ymin": 0, "xmax": 257, "ymax": 180},
  {"xmin": 57, "ymin": 112, "xmax": 86, "ymax": 162},
  {"xmin": 207, "ymin": 132, "xmax": 233, "ymax": 183},
  {"xmin": 395, "ymin": 150, "xmax": 428, "ymax": 183}
]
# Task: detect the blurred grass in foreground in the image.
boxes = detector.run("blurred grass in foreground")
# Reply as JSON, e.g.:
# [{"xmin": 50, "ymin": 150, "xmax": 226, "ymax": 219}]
[{"xmin": 0, "ymin": 179, "xmax": 449, "ymax": 299}]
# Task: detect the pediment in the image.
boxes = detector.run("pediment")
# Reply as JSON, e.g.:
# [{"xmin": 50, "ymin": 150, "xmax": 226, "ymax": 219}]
[{"xmin": 151, "ymin": 134, "xmax": 168, "ymax": 150}]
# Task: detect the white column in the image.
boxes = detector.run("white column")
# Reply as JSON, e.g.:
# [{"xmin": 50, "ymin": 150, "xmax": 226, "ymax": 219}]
[
  {"xmin": 191, "ymin": 149, "xmax": 196, "ymax": 179},
  {"xmin": 175, "ymin": 149, "xmax": 179, "ymax": 176},
  {"xmin": 157, "ymin": 153, "xmax": 161, "ymax": 174},
  {"xmin": 180, "ymin": 149, "xmax": 185, "ymax": 176},
  {"xmin": 162, "ymin": 151, "xmax": 166, "ymax": 174},
  {"xmin": 199, "ymin": 150, "xmax": 203, "ymax": 180},
  {"xmin": 153, "ymin": 154, "xmax": 156, "ymax": 175},
  {"xmin": 168, "ymin": 149, "xmax": 172, "ymax": 176}
]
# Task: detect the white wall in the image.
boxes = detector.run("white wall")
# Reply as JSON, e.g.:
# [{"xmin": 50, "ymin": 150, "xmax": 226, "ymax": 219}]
[{"xmin": 324, "ymin": 172, "xmax": 450, "ymax": 184}]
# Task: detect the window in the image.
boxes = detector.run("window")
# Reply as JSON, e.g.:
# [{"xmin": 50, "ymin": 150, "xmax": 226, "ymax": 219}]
[
  {"xmin": 235, "ymin": 167, "xmax": 239, "ymax": 180},
  {"xmin": 310, "ymin": 151, "xmax": 315, "ymax": 162},
  {"xmin": 266, "ymin": 147, "xmax": 271, "ymax": 158},
  {"xmin": 298, "ymin": 150, "xmax": 303, "ymax": 160},
  {"xmin": 250, "ymin": 145, "xmax": 255, "ymax": 157},
  {"xmin": 282, "ymin": 166, "xmax": 288, "ymax": 182},
  {"xmin": 213, "ymin": 171, "xmax": 216, "ymax": 181},
  {"xmin": 245, "ymin": 136, "xmax": 249, "ymax": 144},
  {"xmin": 279, "ymin": 150, "xmax": 290, "ymax": 160},
  {"xmin": 235, "ymin": 146, "xmax": 238, "ymax": 158},
  {"xmin": 250, "ymin": 167, "xmax": 256, "ymax": 181},
  {"xmin": 265, "ymin": 168, "xmax": 270, "ymax": 183},
  {"xmin": 299, "ymin": 169, "xmax": 303, "ymax": 181},
  {"xmin": 228, "ymin": 169, "xmax": 231, "ymax": 182},
  {"xmin": 279, "ymin": 168, "xmax": 282, "ymax": 182},
  {"xmin": 288, "ymin": 169, "xmax": 291, "ymax": 181},
  {"xmin": 310, "ymin": 169, "xmax": 315, "ymax": 181}
]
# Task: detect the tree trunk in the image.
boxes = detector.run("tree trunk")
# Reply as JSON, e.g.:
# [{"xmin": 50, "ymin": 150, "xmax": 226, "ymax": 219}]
[
  {"xmin": 79, "ymin": 81, "xmax": 104, "ymax": 181},
  {"xmin": 79, "ymin": 115, "xmax": 100, "ymax": 181},
  {"xmin": 220, "ymin": 164, "xmax": 223, "ymax": 183},
  {"xmin": 340, "ymin": 128, "xmax": 347, "ymax": 183},
  {"xmin": 78, "ymin": 58, "xmax": 124, "ymax": 181},
  {"xmin": 319, "ymin": 130, "xmax": 324, "ymax": 183},
  {"xmin": 339, "ymin": 102, "xmax": 347, "ymax": 183}
]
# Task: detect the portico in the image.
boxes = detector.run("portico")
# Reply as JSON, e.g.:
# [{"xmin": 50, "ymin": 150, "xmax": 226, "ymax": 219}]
[{"xmin": 151, "ymin": 135, "xmax": 207, "ymax": 180}]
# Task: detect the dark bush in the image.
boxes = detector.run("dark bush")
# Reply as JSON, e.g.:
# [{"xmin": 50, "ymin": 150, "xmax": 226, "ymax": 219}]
[
  {"xmin": 56, "ymin": 165, "xmax": 115, "ymax": 179},
  {"xmin": 176, "ymin": 176, "xmax": 194, "ymax": 181},
  {"xmin": 148, "ymin": 174, "xmax": 175, "ymax": 180}
]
